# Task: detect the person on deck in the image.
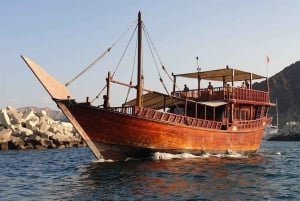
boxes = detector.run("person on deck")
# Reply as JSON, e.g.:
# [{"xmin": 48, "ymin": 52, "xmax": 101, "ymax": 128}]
[
  {"xmin": 102, "ymin": 95, "xmax": 110, "ymax": 108},
  {"xmin": 207, "ymin": 82, "xmax": 213, "ymax": 97},
  {"xmin": 207, "ymin": 82, "xmax": 213, "ymax": 90},
  {"xmin": 241, "ymin": 82, "xmax": 245, "ymax": 88},
  {"xmin": 184, "ymin": 84, "xmax": 189, "ymax": 91},
  {"xmin": 245, "ymin": 80, "xmax": 250, "ymax": 89}
]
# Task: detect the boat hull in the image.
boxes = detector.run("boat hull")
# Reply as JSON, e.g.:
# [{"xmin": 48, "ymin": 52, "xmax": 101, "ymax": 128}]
[
  {"xmin": 58, "ymin": 101, "xmax": 266, "ymax": 160},
  {"xmin": 21, "ymin": 56, "xmax": 269, "ymax": 161}
]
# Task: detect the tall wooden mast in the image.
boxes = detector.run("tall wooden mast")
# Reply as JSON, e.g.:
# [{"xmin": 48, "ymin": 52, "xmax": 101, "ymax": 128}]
[{"xmin": 136, "ymin": 11, "xmax": 143, "ymax": 107}]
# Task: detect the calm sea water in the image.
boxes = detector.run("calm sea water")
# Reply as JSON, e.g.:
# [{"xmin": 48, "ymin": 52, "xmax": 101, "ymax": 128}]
[{"xmin": 0, "ymin": 141, "xmax": 299, "ymax": 201}]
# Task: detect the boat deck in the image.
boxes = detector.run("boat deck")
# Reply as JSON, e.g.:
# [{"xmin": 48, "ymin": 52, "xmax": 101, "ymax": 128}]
[
  {"xmin": 108, "ymin": 105, "xmax": 270, "ymax": 131},
  {"xmin": 173, "ymin": 87, "xmax": 270, "ymax": 104}
]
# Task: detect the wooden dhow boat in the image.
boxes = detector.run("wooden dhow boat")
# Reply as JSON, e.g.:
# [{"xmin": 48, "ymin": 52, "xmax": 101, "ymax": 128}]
[{"xmin": 22, "ymin": 12, "xmax": 274, "ymax": 160}]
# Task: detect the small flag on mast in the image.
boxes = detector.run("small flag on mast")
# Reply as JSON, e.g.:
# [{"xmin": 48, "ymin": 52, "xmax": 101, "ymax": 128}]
[{"xmin": 266, "ymin": 55, "xmax": 270, "ymax": 64}]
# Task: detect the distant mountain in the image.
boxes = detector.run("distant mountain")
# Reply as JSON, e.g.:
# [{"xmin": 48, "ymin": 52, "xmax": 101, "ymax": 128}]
[
  {"xmin": 17, "ymin": 106, "xmax": 68, "ymax": 122},
  {"xmin": 253, "ymin": 61, "xmax": 300, "ymax": 127}
]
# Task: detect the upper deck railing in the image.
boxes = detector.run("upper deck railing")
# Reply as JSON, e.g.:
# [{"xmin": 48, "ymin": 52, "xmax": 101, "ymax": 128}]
[{"xmin": 173, "ymin": 87, "xmax": 270, "ymax": 103}]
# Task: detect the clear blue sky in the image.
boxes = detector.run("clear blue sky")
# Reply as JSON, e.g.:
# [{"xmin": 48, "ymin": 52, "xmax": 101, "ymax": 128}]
[{"xmin": 1, "ymin": 0, "xmax": 299, "ymax": 109}]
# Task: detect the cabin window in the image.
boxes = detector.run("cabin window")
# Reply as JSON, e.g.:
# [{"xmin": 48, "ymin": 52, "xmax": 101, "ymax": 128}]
[
  {"xmin": 197, "ymin": 105, "xmax": 205, "ymax": 119},
  {"xmin": 261, "ymin": 106, "xmax": 266, "ymax": 117},
  {"xmin": 255, "ymin": 106, "xmax": 263, "ymax": 119},
  {"xmin": 206, "ymin": 107, "xmax": 214, "ymax": 120},
  {"xmin": 234, "ymin": 108, "xmax": 250, "ymax": 120},
  {"xmin": 240, "ymin": 109, "xmax": 249, "ymax": 120},
  {"xmin": 234, "ymin": 109, "xmax": 240, "ymax": 120},
  {"xmin": 215, "ymin": 106, "xmax": 225, "ymax": 121}
]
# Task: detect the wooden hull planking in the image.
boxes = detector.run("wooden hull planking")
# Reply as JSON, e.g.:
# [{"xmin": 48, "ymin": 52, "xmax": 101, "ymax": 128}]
[{"xmin": 58, "ymin": 102, "xmax": 266, "ymax": 160}]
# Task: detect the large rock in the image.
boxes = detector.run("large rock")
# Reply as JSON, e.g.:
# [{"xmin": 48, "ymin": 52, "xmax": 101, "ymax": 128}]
[
  {"xmin": 39, "ymin": 138, "xmax": 51, "ymax": 148},
  {"xmin": 21, "ymin": 127, "xmax": 34, "ymax": 137},
  {"xmin": 36, "ymin": 130, "xmax": 54, "ymax": 139},
  {"xmin": 49, "ymin": 122, "xmax": 64, "ymax": 134},
  {"xmin": 22, "ymin": 109, "xmax": 37, "ymax": 122},
  {"xmin": 0, "ymin": 109, "xmax": 11, "ymax": 128},
  {"xmin": 10, "ymin": 125, "xmax": 33, "ymax": 138},
  {"xmin": 0, "ymin": 125, "xmax": 6, "ymax": 131},
  {"xmin": 25, "ymin": 115, "xmax": 40, "ymax": 130},
  {"xmin": 0, "ymin": 129, "xmax": 12, "ymax": 143},
  {"xmin": 9, "ymin": 135, "xmax": 25, "ymax": 149},
  {"xmin": 51, "ymin": 133, "xmax": 70, "ymax": 144},
  {"xmin": 6, "ymin": 106, "xmax": 24, "ymax": 125},
  {"xmin": 36, "ymin": 109, "xmax": 47, "ymax": 118},
  {"xmin": 0, "ymin": 106, "xmax": 86, "ymax": 150},
  {"xmin": 38, "ymin": 120, "xmax": 49, "ymax": 133},
  {"xmin": 26, "ymin": 134, "xmax": 41, "ymax": 142}
]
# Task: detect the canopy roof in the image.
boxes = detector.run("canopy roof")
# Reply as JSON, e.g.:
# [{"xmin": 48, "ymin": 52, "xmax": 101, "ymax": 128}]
[
  {"xmin": 174, "ymin": 67, "xmax": 265, "ymax": 81},
  {"xmin": 126, "ymin": 91, "xmax": 184, "ymax": 110},
  {"xmin": 126, "ymin": 91, "xmax": 227, "ymax": 110}
]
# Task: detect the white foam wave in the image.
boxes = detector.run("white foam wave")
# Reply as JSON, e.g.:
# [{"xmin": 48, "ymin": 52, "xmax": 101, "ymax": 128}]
[
  {"xmin": 91, "ymin": 151, "xmax": 248, "ymax": 162},
  {"xmin": 152, "ymin": 152, "xmax": 210, "ymax": 160},
  {"xmin": 92, "ymin": 159, "xmax": 115, "ymax": 163},
  {"xmin": 152, "ymin": 151, "xmax": 248, "ymax": 160},
  {"xmin": 215, "ymin": 150, "xmax": 248, "ymax": 158}
]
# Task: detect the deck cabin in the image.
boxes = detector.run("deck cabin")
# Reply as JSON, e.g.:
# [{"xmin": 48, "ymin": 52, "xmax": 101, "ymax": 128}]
[
  {"xmin": 170, "ymin": 67, "xmax": 273, "ymax": 130},
  {"xmin": 122, "ymin": 67, "xmax": 274, "ymax": 131}
]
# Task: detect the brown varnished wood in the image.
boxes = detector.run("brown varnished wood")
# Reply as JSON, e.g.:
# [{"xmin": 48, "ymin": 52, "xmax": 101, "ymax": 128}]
[{"xmin": 66, "ymin": 103, "xmax": 266, "ymax": 154}]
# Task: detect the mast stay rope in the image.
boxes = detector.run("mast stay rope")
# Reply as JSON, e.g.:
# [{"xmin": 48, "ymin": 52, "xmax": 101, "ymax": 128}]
[
  {"xmin": 65, "ymin": 19, "xmax": 137, "ymax": 87},
  {"xmin": 91, "ymin": 24, "xmax": 138, "ymax": 103},
  {"xmin": 143, "ymin": 25, "xmax": 184, "ymax": 115},
  {"xmin": 143, "ymin": 25, "xmax": 182, "ymax": 92},
  {"xmin": 123, "ymin": 37, "xmax": 138, "ymax": 105}
]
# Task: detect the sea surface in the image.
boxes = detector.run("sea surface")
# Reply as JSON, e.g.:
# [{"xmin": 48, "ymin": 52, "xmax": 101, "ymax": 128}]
[{"xmin": 0, "ymin": 141, "xmax": 299, "ymax": 201}]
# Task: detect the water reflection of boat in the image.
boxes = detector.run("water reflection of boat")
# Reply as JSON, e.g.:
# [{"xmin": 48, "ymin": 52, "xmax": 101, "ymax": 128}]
[
  {"xmin": 22, "ymin": 12, "xmax": 274, "ymax": 161},
  {"xmin": 78, "ymin": 154, "xmax": 267, "ymax": 200}
]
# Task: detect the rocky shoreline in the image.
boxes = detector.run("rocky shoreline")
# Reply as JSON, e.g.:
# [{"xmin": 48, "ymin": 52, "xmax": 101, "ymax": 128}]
[
  {"xmin": 267, "ymin": 121, "xmax": 300, "ymax": 141},
  {"xmin": 0, "ymin": 106, "xmax": 86, "ymax": 150}
]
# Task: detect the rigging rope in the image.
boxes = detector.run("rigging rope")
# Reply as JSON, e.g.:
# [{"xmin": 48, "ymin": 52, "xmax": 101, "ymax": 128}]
[
  {"xmin": 65, "ymin": 19, "xmax": 137, "ymax": 87},
  {"xmin": 91, "ymin": 24, "xmax": 138, "ymax": 103},
  {"xmin": 143, "ymin": 25, "xmax": 181, "ymax": 91},
  {"xmin": 91, "ymin": 85, "xmax": 107, "ymax": 103},
  {"xmin": 143, "ymin": 25, "xmax": 184, "ymax": 115},
  {"xmin": 112, "ymin": 25, "xmax": 138, "ymax": 78},
  {"xmin": 143, "ymin": 25, "xmax": 183, "ymax": 94},
  {"xmin": 89, "ymin": 20, "xmax": 187, "ymax": 115},
  {"xmin": 123, "ymin": 37, "xmax": 138, "ymax": 105},
  {"xmin": 65, "ymin": 48, "xmax": 111, "ymax": 87}
]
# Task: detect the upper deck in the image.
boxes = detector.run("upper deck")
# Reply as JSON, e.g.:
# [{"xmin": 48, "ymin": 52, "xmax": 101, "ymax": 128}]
[
  {"xmin": 173, "ymin": 86, "xmax": 271, "ymax": 105},
  {"xmin": 172, "ymin": 66, "xmax": 273, "ymax": 106}
]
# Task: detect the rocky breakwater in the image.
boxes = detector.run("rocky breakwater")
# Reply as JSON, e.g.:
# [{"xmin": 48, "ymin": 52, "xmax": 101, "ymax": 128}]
[
  {"xmin": 0, "ymin": 106, "xmax": 86, "ymax": 150},
  {"xmin": 267, "ymin": 121, "xmax": 300, "ymax": 141}
]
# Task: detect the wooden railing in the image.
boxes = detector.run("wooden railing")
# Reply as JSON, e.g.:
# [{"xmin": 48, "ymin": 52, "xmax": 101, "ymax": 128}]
[
  {"xmin": 109, "ymin": 106, "xmax": 136, "ymax": 115},
  {"xmin": 234, "ymin": 118, "xmax": 266, "ymax": 129},
  {"xmin": 108, "ymin": 106, "xmax": 222, "ymax": 129},
  {"xmin": 173, "ymin": 87, "xmax": 270, "ymax": 103},
  {"xmin": 134, "ymin": 107, "xmax": 223, "ymax": 129},
  {"xmin": 107, "ymin": 105, "xmax": 269, "ymax": 130}
]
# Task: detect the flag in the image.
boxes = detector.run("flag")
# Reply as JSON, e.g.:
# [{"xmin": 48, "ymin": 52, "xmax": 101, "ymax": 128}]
[{"xmin": 266, "ymin": 55, "xmax": 270, "ymax": 64}]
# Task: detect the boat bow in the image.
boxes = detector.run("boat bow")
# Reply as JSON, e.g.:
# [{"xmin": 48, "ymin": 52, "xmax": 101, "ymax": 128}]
[
  {"xmin": 21, "ymin": 55, "xmax": 73, "ymax": 100},
  {"xmin": 21, "ymin": 55, "xmax": 103, "ymax": 159}
]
